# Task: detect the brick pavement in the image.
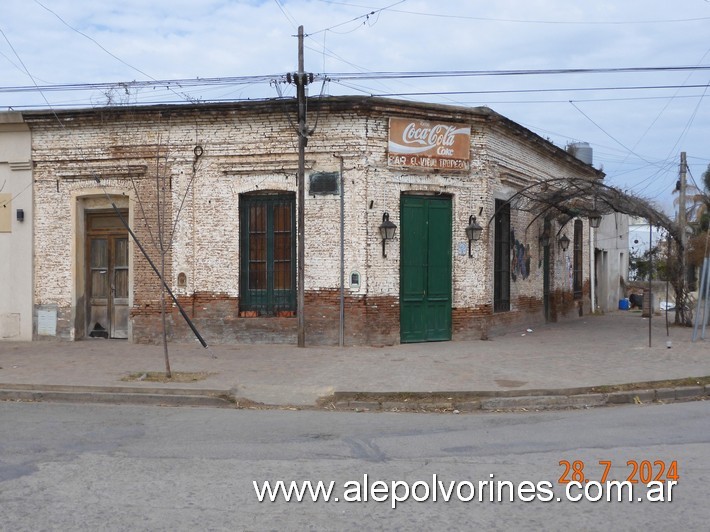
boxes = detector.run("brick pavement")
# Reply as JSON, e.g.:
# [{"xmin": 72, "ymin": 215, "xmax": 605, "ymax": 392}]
[{"xmin": 0, "ymin": 311, "xmax": 708, "ymax": 408}]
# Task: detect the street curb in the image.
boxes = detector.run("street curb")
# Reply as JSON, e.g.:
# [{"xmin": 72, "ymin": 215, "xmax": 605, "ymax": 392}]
[
  {"xmin": 1, "ymin": 380, "xmax": 708, "ymax": 413},
  {"xmin": 0, "ymin": 383, "xmax": 235, "ymax": 408},
  {"xmin": 322, "ymin": 382, "xmax": 710, "ymax": 413}
]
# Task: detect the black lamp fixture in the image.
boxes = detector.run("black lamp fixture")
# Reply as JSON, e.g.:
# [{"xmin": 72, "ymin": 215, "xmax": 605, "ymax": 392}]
[
  {"xmin": 465, "ymin": 215, "xmax": 483, "ymax": 257},
  {"xmin": 588, "ymin": 211, "xmax": 602, "ymax": 229},
  {"xmin": 588, "ymin": 197, "xmax": 602, "ymax": 228},
  {"xmin": 558, "ymin": 233, "xmax": 570, "ymax": 252},
  {"xmin": 379, "ymin": 212, "xmax": 397, "ymax": 258},
  {"xmin": 16, "ymin": 209, "xmax": 24, "ymax": 222}
]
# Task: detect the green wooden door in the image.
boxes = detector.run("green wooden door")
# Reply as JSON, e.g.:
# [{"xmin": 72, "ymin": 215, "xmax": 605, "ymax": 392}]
[{"xmin": 400, "ymin": 196, "xmax": 452, "ymax": 343}]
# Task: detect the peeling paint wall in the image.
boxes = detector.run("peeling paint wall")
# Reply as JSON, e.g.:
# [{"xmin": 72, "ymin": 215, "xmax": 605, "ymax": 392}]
[{"xmin": 24, "ymin": 99, "xmax": 597, "ymax": 344}]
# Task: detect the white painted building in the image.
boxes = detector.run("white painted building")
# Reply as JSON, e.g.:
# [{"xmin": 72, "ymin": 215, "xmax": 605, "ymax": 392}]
[
  {"xmin": 0, "ymin": 113, "xmax": 33, "ymax": 340},
  {"xmin": 595, "ymin": 212, "xmax": 630, "ymax": 311}
]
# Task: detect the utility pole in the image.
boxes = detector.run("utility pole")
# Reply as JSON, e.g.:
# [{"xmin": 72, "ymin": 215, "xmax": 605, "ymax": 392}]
[
  {"xmin": 295, "ymin": 25, "xmax": 308, "ymax": 347},
  {"xmin": 679, "ymin": 152, "xmax": 687, "ymax": 250},
  {"xmin": 679, "ymin": 151, "xmax": 687, "ymax": 322}
]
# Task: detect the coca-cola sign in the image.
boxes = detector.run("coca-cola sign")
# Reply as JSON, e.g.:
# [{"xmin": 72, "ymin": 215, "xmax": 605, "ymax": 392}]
[{"xmin": 388, "ymin": 117, "xmax": 470, "ymax": 170}]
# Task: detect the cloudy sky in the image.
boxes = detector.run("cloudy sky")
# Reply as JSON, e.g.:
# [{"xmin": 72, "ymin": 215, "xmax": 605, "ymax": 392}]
[{"xmin": 1, "ymin": 0, "xmax": 709, "ymax": 214}]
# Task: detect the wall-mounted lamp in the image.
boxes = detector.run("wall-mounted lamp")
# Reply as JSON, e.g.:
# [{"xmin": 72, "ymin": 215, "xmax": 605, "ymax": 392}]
[
  {"xmin": 558, "ymin": 233, "xmax": 570, "ymax": 252},
  {"xmin": 465, "ymin": 215, "xmax": 483, "ymax": 257},
  {"xmin": 378, "ymin": 212, "xmax": 397, "ymax": 258},
  {"xmin": 16, "ymin": 209, "xmax": 24, "ymax": 222},
  {"xmin": 588, "ymin": 211, "xmax": 602, "ymax": 229},
  {"xmin": 588, "ymin": 197, "xmax": 602, "ymax": 228}
]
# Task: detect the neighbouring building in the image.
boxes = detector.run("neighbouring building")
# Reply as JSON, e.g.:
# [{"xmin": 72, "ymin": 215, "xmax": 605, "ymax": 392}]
[
  {"xmin": 3, "ymin": 96, "xmax": 603, "ymax": 345},
  {"xmin": 628, "ymin": 216, "xmax": 667, "ymax": 281},
  {"xmin": 0, "ymin": 113, "xmax": 32, "ymax": 341},
  {"xmin": 594, "ymin": 212, "xmax": 630, "ymax": 312}
]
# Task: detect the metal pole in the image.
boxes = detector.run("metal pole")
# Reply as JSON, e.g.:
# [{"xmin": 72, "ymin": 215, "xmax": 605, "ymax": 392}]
[
  {"xmin": 694, "ymin": 257, "xmax": 709, "ymax": 341},
  {"xmin": 703, "ymin": 256, "xmax": 710, "ymax": 339},
  {"xmin": 589, "ymin": 224, "xmax": 595, "ymax": 313},
  {"xmin": 296, "ymin": 25, "xmax": 306, "ymax": 347},
  {"xmin": 109, "ymin": 201, "xmax": 208, "ymax": 349},
  {"xmin": 339, "ymin": 156, "xmax": 345, "ymax": 347},
  {"xmin": 665, "ymin": 276, "xmax": 669, "ymax": 338},
  {"xmin": 648, "ymin": 220, "xmax": 653, "ymax": 347}
]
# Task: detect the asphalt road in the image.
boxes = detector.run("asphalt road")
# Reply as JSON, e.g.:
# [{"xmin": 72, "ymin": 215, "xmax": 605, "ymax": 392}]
[{"xmin": 1, "ymin": 401, "xmax": 708, "ymax": 530}]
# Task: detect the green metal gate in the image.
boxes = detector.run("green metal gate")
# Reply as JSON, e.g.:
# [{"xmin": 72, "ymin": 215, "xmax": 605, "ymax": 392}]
[{"xmin": 400, "ymin": 195, "xmax": 452, "ymax": 343}]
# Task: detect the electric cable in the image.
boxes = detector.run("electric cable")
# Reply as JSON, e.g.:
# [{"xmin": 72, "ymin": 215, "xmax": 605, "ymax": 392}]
[{"xmin": 314, "ymin": 1, "xmax": 710, "ymax": 25}]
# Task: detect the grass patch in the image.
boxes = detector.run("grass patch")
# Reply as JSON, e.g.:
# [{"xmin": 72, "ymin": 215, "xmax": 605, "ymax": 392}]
[{"xmin": 121, "ymin": 371, "xmax": 212, "ymax": 383}]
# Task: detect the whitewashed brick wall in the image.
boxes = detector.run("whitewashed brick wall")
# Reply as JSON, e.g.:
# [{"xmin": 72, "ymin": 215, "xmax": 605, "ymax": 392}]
[{"xmin": 27, "ymin": 99, "xmax": 597, "ymax": 334}]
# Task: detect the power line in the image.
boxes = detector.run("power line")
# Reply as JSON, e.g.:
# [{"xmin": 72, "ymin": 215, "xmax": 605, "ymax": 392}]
[
  {"xmin": 0, "ymin": 74, "xmax": 282, "ymax": 94},
  {"xmin": 315, "ymin": 1, "xmax": 710, "ymax": 25},
  {"xmin": 2, "ymin": 66, "xmax": 707, "ymax": 97},
  {"xmin": 326, "ymin": 65, "xmax": 710, "ymax": 80},
  {"xmin": 308, "ymin": 0, "xmax": 405, "ymax": 35},
  {"xmin": 449, "ymin": 94, "xmax": 710, "ymax": 105},
  {"xmin": 32, "ymin": 0, "xmax": 196, "ymax": 104},
  {"xmin": 331, "ymin": 83, "xmax": 710, "ymax": 98},
  {"xmin": 272, "ymin": 0, "xmax": 298, "ymax": 28}
]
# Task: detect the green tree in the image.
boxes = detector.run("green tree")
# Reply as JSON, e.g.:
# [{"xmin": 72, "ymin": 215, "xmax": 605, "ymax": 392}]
[
  {"xmin": 674, "ymin": 163, "xmax": 710, "ymax": 233},
  {"xmin": 629, "ymin": 245, "xmax": 662, "ymax": 281}
]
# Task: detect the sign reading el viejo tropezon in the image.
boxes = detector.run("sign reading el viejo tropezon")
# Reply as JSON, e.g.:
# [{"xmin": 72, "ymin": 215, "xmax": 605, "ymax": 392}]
[{"xmin": 387, "ymin": 117, "xmax": 471, "ymax": 171}]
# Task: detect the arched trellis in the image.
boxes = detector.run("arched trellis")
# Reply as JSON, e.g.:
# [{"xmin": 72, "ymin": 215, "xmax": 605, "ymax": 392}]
[
  {"xmin": 486, "ymin": 177, "xmax": 680, "ymax": 242},
  {"xmin": 486, "ymin": 177, "xmax": 690, "ymax": 326}
]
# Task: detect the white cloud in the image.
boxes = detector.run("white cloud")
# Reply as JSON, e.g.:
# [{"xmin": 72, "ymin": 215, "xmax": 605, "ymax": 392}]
[{"xmin": 0, "ymin": 0, "xmax": 708, "ymax": 211}]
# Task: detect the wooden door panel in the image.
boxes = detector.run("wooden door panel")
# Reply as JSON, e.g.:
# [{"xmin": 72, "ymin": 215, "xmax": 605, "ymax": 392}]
[
  {"xmin": 88, "ymin": 238, "xmax": 110, "ymax": 337},
  {"xmin": 400, "ymin": 196, "xmax": 452, "ymax": 343},
  {"xmin": 111, "ymin": 237, "xmax": 129, "ymax": 339},
  {"xmin": 400, "ymin": 197, "xmax": 427, "ymax": 342},
  {"xmin": 425, "ymin": 199, "xmax": 452, "ymax": 341},
  {"xmin": 87, "ymin": 219, "xmax": 129, "ymax": 339},
  {"xmin": 239, "ymin": 195, "xmax": 296, "ymax": 314}
]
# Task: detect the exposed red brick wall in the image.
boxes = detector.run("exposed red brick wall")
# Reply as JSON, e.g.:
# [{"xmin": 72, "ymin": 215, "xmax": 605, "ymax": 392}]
[
  {"xmin": 453, "ymin": 296, "xmax": 548, "ymax": 340},
  {"xmin": 130, "ymin": 289, "xmax": 399, "ymax": 345},
  {"xmin": 363, "ymin": 295, "xmax": 399, "ymax": 346},
  {"xmin": 304, "ymin": 290, "xmax": 399, "ymax": 346},
  {"xmin": 132, "ymin": 293, "xmax": 301, "ymax": 345},
  {"xmin": 550, "ymin": 289, "xmax": 578, "ymax": 320}
]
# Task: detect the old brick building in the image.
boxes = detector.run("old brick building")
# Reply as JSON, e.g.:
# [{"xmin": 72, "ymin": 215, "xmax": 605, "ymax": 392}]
[{"xmin": 13, "ymin": 96, "xmax": 601, "ymax": 345}]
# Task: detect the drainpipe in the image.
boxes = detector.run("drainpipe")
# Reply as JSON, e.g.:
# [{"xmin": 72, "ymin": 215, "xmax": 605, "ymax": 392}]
[
  {"xmin": 589, "ymin": 223, "xmax": 595, "ymax": 313},
  {"xmin": 338, "ymin": 156, "xmax": 345, "ymax": 347}
]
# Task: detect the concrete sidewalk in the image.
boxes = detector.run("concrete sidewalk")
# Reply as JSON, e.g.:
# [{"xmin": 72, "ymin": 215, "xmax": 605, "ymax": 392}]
[{"xmin": 1, "ymin": 311, "xmax": 708, "ymax": 411}]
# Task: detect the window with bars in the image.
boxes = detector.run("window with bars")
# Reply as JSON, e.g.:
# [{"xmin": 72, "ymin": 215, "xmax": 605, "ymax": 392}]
[
  {"xmin": 239, "ymin": 194, "xmax": 296, "ymax": 315},
  {"xmin": 573, "ymin": 219, "xmax": 583, "ymax": 300},
  {"xmin": 494, "ymin": 199, "xmax": 511, "ymax": 313}
]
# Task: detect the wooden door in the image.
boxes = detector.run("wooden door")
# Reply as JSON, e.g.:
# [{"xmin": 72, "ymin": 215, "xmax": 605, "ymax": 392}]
[
  {"xmin": 87, "ymin": 213, "xmax": 129, "ymax": 339},
  {"xmin": 239, "ymin": 194, "xmax": 296, "ymax": 315},
  {"xmin": 400, "ymin": 196, "xmax": 452, "ymax": 343}
]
